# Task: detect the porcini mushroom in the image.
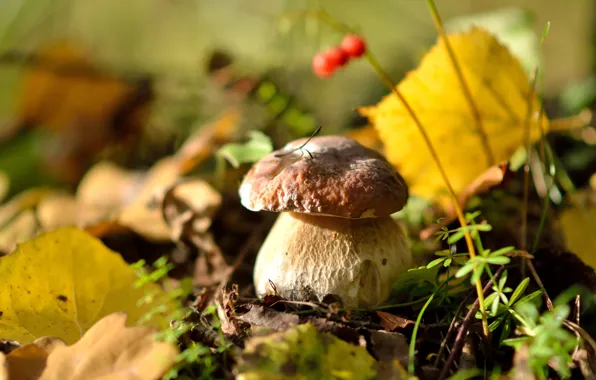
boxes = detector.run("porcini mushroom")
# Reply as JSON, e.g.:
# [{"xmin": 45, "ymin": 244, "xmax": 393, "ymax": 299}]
[{"xmin": 239, "ymin": 136, "xmax": 412, "ymax": 307}]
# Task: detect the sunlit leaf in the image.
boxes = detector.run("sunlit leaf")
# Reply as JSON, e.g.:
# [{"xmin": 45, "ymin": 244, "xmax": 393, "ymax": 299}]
[
  {"xmin": 0, "ymin": 227, "xmax": 172, "ymax": 344},
  {"xmin": 360, "ymin": 27, "xmax": 550, "ymax": 208}
]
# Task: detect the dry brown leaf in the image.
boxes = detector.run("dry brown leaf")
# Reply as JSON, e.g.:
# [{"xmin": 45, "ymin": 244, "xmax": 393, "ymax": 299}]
[
  {"xmin": 0, "ymin": 343, "xmax": 49, "ymax": 380},
  {"xmin": 0, "ymin": 312, "xmax": 177, "ymax": 380},
  {"xmin": 36, "ymin": 193, "xmax": 79, "ymax": 230},
  {"xmin": 118, "ymin": 158, "xmax": 221, "ymax": 241},
  {"xmin": 375, "ymin": 311, "xmax": 414, "ymax": 331},
  {"xmin": 76, "ymin": 161, "xmax": 143, "ymax": 226}
]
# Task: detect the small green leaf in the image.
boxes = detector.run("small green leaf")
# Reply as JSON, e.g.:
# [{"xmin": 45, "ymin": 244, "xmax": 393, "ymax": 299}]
[
  {"xmin": 490, "ymin": 246, "xmax": 515, "ymax": 256},
  {"xmin": 485, "ymin": 256, "xmax": 510, "ymax": 265},
  {"xmin": 217, "ymin": 131, "xmax": 273, "ymax": 168},
  {"xmin": 488, "ymin": 313, "xmax": 507, "ymax": 331},
  {"xmin": 470, "ymin": 264, "xmax": 486, "ymax": 284},
  {"xmin": 514, "ymin": 289, "xmax": 543, "ymax": 308},
  {"xmin": 491, "ymin": 293, "xmax": 501, "ymax": 316},
  {"xmin": 509, "ymin": 277, "xmax": 530, "ymax": 306},
  {"xmin": 502, "ymin": 336, "xmax": 530, "ymax": 349},
  {"xmin": 447, "ymin": 230, "xmax": 466, "ymax": 244},
  {"xmin": 455, "ymin": 263, "xmax": 476, "ymax": 278},
  {"xmin": 498, "ymin": 271, "xmax": 508, "ymax": 290},
  {"xmin": 426, "ymin": 257, "xmax": 445, "ymax": 268}
]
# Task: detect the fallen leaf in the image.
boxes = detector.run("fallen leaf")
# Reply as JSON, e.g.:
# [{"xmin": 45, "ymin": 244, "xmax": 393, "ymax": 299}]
[
  {"xmin": 0, "ymin": 312, "xmax": 177, "ymax": 380},
  {"xmin": 118, "ymin": 158, "xmax": 221, "ymax": 241},
  {"xmin": 76, "ymin": 161, "xmax": 143, "ymax": 226},
  {"xmin": 237, "ymin": 305, "xmax": 299, "ymax": 331},
  {"xmin": 0, "ymin": 342, "xmax": 49, "ymax": 380},
  {"xmin": 36, "ymin": 193, "xmax": 79, "ymax": 231},
  {"xmin": 376, "ymin": 311, "xmax": 414, "ymax": 331},
  {"xmin": 559, "ymin": 190, "xmax": 596, "ymax": 269},
  {"xmin": 235, "ymin": 323, "xmax": 377, "ymax": 380},
  {"xmin": 0, "ymin": 227, "xmax": 171, "ymax": 344},
  {"xmin": 359, "ymin": 27, "xmax": 549, "ymax": 209},
  {"xmin": 77, "ymin": 158, "xmax": 221, "ymax": 243}
]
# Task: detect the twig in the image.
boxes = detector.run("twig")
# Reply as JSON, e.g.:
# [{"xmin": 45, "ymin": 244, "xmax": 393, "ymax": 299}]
[
  {"xmin": 434, "ymin": 289, "xmax": 476, "ymax": 368},
  {"xmin": 525, "ymin": 259, "xmax": 554, "ymax": 312},
  {"xmin": 438, "ymin": 266, "xmax": 505, "ymax": 380}
]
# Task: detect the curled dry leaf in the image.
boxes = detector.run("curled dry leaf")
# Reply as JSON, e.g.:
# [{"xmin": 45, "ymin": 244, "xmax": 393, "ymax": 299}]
[
  {"xmin": 360, "ymin": 27, "xmax": 549, "ymax": 209},
  {"xmin": 0, "ymin": 312, "xmax": 177, "ymax": 380},
  {"xmin": 0, "ymin": 227, "xmax": 172, "ymax": 344},
  {"xmin": 76, "ymin": 157, "xmax": 221, "ymax": 242},
  {"xmin": 375, "ymin": 311, "xmax": 414, "ymax": 331}
]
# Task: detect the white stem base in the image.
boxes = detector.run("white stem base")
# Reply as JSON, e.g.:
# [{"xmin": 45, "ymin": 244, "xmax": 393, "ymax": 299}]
[{"xmin": 253, "ymin": 212, "xmax": 412, "ymax": 307}]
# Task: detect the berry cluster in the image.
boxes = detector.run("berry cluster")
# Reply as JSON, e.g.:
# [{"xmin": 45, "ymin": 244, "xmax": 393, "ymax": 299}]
[{"xmin": 312, "ymin": 35, "xmax": 366, "ymax": 78}]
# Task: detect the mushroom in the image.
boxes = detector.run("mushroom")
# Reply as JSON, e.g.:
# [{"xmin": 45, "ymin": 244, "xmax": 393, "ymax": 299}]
[{"xmin": 239, "ymin": 135, "xmax": 412, "ymax": 307}]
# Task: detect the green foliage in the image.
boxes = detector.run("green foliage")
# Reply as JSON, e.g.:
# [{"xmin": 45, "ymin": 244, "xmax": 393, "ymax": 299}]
[
  {"xmin": 132, "ymin": 257, "xmax": 229, "ymax": 380},
  {"xmin": 504, "ymin": 301, "xmax": 577, "ymax": 379},
  {"xmin": 217, "ymin": 130, "xmax": 273, "ymax": 168}
]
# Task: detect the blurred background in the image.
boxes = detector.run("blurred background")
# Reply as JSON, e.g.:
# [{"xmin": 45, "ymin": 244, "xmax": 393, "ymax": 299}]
[{"xmin": 0, "ymin": 0, "xmax": 593, "ymax": 195}]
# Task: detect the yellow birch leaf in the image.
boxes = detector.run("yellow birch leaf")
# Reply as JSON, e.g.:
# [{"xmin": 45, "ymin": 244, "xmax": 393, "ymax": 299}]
[
  {"xmin": 0, "ymin": 227, "xmax": 170, "ymax": 345},
  {"xmin": 359, "ymin": 27, "xmax": 549, "ymax": 208}
]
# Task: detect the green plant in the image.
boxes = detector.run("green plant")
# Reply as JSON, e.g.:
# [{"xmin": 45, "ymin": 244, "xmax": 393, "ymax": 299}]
[
  {"xmin": 132, "ymin": 257, "xmax": 230, "ymax": 380},
  {"xmin": 504, "ymin": 301, "xmax": 577, "ymax": 379}
]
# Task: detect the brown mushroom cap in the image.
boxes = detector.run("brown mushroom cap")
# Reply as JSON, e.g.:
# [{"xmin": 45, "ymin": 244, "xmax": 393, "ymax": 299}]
[{"xmin": 239, "ymin": 135, "xmax": 408, "ymax": 218}]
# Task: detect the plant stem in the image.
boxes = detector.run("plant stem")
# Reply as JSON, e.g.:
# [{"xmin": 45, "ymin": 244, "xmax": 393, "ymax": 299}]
[
  {"xmin": 424, "ymin": 0, "xmax": 494, "ymax": 167},
  {"xmin": 365, "ymin": 52, "xmax": 490, "ymax": 338},
  {"xmin": 409, "ymin": 293, "xmax": 435, "ymax": 376}
]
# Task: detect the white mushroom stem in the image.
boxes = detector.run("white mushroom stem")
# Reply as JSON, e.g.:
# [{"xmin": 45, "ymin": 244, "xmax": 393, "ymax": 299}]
[{"xmin": 253, "ymin": 212, "xmax": 412, "ymax": 307}]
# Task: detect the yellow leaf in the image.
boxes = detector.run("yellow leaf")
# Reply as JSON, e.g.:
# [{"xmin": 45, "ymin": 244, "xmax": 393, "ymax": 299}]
[
  {"xmin": 559, "ymin": 191, "xmax": 596, "ymax": 269},
  {"xmin": 0, "ymin": 227, "xmax": 170, "ymax": 344},
  {"xmin": 359, "ymin": 27, "xmax": 549, "ymax": 208},
  {"xmin": 236, "ymin": 323, "xmax": 377, "ymax": 380},
  {"xmin": 0, "ymin": 313, "xmax": 177, "ymax": 380}
]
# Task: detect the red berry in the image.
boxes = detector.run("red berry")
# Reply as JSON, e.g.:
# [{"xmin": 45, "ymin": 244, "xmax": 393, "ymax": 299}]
[
  {"xmin": 341, "ymin": 35, "xmax": 366, "ymax": 58},
  {"xmin": 325, "ymin": 46, "xmax": 348, "ymax": 67},
  {"xmin": 312, "ymin": 51, "xmax": 336, "ymax": 78}
]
